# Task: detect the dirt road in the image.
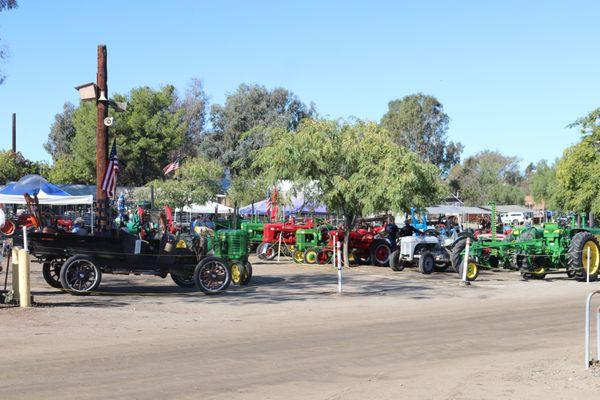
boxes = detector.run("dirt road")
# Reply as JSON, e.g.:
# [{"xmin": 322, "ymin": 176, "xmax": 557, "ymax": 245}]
[{"xmin": 1, "ymin": 258, "xmax": 599, "ymax": 399}]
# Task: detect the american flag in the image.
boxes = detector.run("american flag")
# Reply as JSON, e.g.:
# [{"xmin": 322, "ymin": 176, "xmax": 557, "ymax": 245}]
[
  {"xmin": 101, "ymin": 140, "xmax": 119, "ymax": 198},
  {"xmin": 163, "ymin": 156, "xmax": 181, "ymax": 176},
  {"xmin": 270, "ymin": 186, "xmax": 278, "ymax": 220},
  {"xmin": 265, "ymin": 187, "xmax": 272, "ymax": 217}
]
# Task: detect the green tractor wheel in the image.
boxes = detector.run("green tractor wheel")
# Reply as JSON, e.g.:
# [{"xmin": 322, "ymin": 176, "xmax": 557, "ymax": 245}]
[
  {"xmin": 458, "ymin": 259, "xmax": 479, "ymax": 281},
  {"xmin": 230, "ymin": 262, "xmax": 253, "ymax": 285},
  {"xmin": 569, "ymin": 232, "xmax": 600, "ymax": 281},
  {"xmin": 304, "ymin": 249, "xmax": 318, "ymax": 265}
]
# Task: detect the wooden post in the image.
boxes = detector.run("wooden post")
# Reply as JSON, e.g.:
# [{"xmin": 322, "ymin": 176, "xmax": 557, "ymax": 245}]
[
  {"xmin": 18, "ymin": 248, "xmax": 30, "ymax": 307},
  {"xmin": 11, "ymin": 113, "xmax": 16, "ymax": 153},
  {"xmin": 96, "ymin": 45, "xmax": 109, "ymax": 231}
]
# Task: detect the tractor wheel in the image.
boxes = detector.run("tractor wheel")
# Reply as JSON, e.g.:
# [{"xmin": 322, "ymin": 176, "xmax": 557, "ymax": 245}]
[
  {"xmin": 317, "ymin": 249, "xmax": 331, "ymax": 264},
  {"xmin": 240, "ymin": 262, "xmax": 253, "ymax": 286},
  {"xmin": 42, "ymin": 258, "xmax": 64, "ymax": 289},
  {"xmin": 194, "ymin": 257, "xmax": 231, "ymax": 294},
  {"xmin": 171, "ymin": 269, "xmax": 196, "ymax": 288},
  {"xmin": 458, "ymin": 259, "xmax": 479, "ymax": 281},
  {"xmin": 435, "ymin": 263, "xmax": 450, "ymax": 272},
  {"xmin": 263, "ymin": 243, "xmax": 277, "ymax": 261},
  {"xmin": 418, "ymin": 251, "xmax": 435, "ymax": 275},
  {"xmin": 59, "ymin": 255, "xmax": 102, "ymax": 295},
  {"xmin": 521, "ymin": 265, "xmax": 546, "ymax": 280},
  {"xmin": 569, "ymin": 232, "xmax": 600, "ymax": 282},
  {"xmin": 230, "ymin": 262, "xmax": 244, "ymax": 285},
  {"xmin": 256, "ymin": 243, "xmax": 267, "ymax": 259},
  {"xmin": 293, "ymin": 250, "xmax": 305, "ymax": 264},
  {"xmin": 370, "ymin": 240, "xmax": 392, "ymax": 267},
  {"xmin": 450, "ymin": 237, "xmax": 469, "ymax": 273},
  {"xmin": 389, "ymin": 250, "xmax": 404, "ymax": 271},
  {"xmin": 304, "ymin": 249, "xmax": 318, "ymax": 265}
]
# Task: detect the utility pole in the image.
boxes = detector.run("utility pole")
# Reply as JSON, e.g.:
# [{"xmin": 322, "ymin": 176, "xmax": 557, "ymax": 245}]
[
  {"xmin": 96, "ymin": 45, "xmax": 109, "ymax": 231},
  {"xmin": 11, "ymin": 113, "xmax": 16, "ymax": 152}
]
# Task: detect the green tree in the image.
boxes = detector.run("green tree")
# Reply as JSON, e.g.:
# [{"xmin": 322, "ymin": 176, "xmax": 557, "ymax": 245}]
[
  {"xmin": 48, "ymin": 86, "xmax": 188, "ymax": 185},
  {"xmin": 529, "ymin": 160, "xmax": 557, "ymax": 210},
  {"xmin": 177, "ymin": 78, "xmax": 209, "ymax": 155},
  {"xmin": 0, "ymin": 150, "xmax": 48, "ymax": 184},
  {"xmin": 44, "ymin": 102, "xmax": 76, "ymax": 161},
  {"xmin": 201, "ymin": 84, "xmax": 315, "ymax": 173},
  {"xmin": 380, "ymin": 93, "xmax": 463, "ymax": 175},
  {"xmin": 149, "ymin": 157, "xmax": 223, "ymax": 210},
  {"xmin": 255, "ymin": 119, "xmax": 444, "ymax": 263},
  {"xmin": 448, "ymin": 150, "xmax": 525, "ymax": 206}
]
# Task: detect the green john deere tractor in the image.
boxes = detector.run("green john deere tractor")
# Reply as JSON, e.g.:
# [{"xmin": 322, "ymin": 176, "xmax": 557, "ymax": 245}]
[
  {"xmin": 294, "ymin": 227, "xmax": 330, "ymax": 265},
  {"xmin": 213, "ymin": 229, "xmax": 252, "ymax": 285},
  {"xmin": 451, "ymin": 222, "xmax": 600, "ymax": 282},
  {"xmin": 240, "ymin": 221, "xmax": 264, "ymax": 251}
]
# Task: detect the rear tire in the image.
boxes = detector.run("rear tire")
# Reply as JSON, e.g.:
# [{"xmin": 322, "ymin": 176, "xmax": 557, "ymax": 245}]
[
  {"xmin": 370, "ymin": 240, "xmax": 392, "ymax": 267},
  {"xmin": 304, "ymin": 248, "xmax": 318, "ymax": 265},
  {"xmin": 42, "ymin": 259, "xmax": 64, "ymax": 289},
  {"xmin": 569, "ymin": 232, "xmax": 600, "ymax": 282},
  {"xmin": 171, "ymin": 269, "xmax": 196, "ymax": 288}
]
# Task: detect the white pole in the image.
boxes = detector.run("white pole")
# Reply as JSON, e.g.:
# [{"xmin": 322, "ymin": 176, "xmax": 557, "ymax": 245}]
[
  {"xmin": 587, "ymin": 246, "xmax": 591, "ymax": 284},
  {"xmin": 462, "ymin": 237, "xmax": 470, "ymax": 282},
  {"xmin": 91, "ymin": 202, "xmax": 94, "ymax": 234},
  {"xmin": 277, "ymin": 230, "xmax": 282, "ymax": 263},
  {"xmin": 337, "ymin": 241, "xmax": 343, "ymax": 293},
  {"xmin": 22, "ymin": 226, "xmax": 28, "ymax": 252},
  {"xmin": 11, "ymin": 246, "xmax": 21, "ymax": 299},
  {"xmin": 332, "ymin": 235, "xmax": 336, "ymax": 268}
]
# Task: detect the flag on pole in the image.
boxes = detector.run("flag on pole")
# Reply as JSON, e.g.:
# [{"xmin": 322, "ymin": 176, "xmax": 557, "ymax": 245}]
[
  {"xmin": 163, "ymin": 156, "xmax": 181, "ymax": 176},
  {"xmin": 265, "ymin": 187, "xmax": 272, "ymax": 218},
  {"xmin": 271, "ymin": 186, "xmax": 279, "ymax": 220},
  {"xmin": 101, "ymin": 140, "xmax": 119, "ymax": 198}
]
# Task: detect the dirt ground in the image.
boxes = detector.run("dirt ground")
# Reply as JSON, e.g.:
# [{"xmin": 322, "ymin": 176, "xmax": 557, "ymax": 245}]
[{"xmin": 1, "ymin": 256, "xmax": 599, "ymax": 400}]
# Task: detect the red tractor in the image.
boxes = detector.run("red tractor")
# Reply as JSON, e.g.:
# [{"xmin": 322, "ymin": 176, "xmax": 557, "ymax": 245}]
[
  {"xmin": 257, "ymin": 219, "xmax": 314, "ymax": 260},
  {"xmin": 312, "ymin": 226, "xmax": 393, "ymax": 267}
]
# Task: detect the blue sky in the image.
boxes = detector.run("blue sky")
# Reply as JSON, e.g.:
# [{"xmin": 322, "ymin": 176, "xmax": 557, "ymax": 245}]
[{"xmin": 0, "ymin": 0, "xmax": 598, "ymax": 166}]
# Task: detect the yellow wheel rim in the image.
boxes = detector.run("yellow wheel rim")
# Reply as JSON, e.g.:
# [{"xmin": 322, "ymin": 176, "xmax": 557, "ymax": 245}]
[
  {"xmin": 231, "ymin": 264, "xmax": 242, "ymax": 285},
  {"xmin": 467, "ymin": 262, "xmax": 478, "ymax": 280},
  {"xmin": 305, "ymin": 250, "xmax": 317, "ymax": 264},
  {"xmin": 532, "ymin": 266, "xmax": 546, "ymax": 275},
  {"xmin": 294, "ymin": 250, "xmax": 304, "ymax": 263},
  {"xmin": 583, "ymin": 241, "xmax": 600, "ymax": 275}
]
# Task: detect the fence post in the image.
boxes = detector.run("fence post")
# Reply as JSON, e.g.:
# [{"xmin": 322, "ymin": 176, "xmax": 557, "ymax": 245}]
[
  {"xmin": 11, "ymin": 246, "xmax": 21, "ymax": 299},
  {"xmin": 18, "ymin": 248, "xmax": 30, "ymax": 307},
  {"xmin": 22, "ymin": 226, "xmax": 28, "ymax": 252},
  {"xmin": 461, "ymin": 237, "xmax": 470, "ymax": 284}
]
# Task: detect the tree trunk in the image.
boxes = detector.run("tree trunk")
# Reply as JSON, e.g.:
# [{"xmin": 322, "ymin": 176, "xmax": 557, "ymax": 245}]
[{"xmin": 343, "ymin": 214, "xmax": 354, "ymax": 267}]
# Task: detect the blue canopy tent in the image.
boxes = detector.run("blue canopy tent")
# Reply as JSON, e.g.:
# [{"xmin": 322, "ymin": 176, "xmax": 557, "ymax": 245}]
[
  {"xmin": 239, "ymin": 196, "xmax": 327, "ymax": 216},
  {"xmin": 0, "ymin": 174, "xmax": 95, "ymax": 230}
]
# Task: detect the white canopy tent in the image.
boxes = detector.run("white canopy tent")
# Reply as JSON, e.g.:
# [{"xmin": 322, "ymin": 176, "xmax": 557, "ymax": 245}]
[{"xmin": 179, "ymin": 201, "xmax": 234, "ymax": 214}]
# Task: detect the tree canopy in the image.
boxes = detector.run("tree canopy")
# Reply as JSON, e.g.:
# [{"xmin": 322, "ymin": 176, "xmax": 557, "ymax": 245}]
[
  {"xmin": 48, "ymin": 85, "xmax": 187, "ymax": 186},
  {"xmin": 380, "ymin": 93, "xmax": 463, "ymax": 175},
  {"xmin": 448, "ymin": 150, "xmax": 525, "ymax": 206},
  {"xmin": 149, "ymin": 157, "xmax": 223, "ymax": 210},
  {"xmin": 0, "ymin": 150, "xmax": 49, "ymax": 184},
  {"xmin": 200, "ymin": 84, "xmax": 315, "ymax": 174}
]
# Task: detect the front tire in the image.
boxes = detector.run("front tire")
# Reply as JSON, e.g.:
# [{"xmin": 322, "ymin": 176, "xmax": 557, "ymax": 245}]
[
  {"xmin": 194, "ymin": 257, "xmax": 231, "ymax": 294},
  {"xmin": 304, "ymin": 248, "xmax": 318, "ymax": 265},
  {"xmin": 418, "ymin": 251, "xmax": 435, "ymax": 274},
  {"xmin": 59, "ymin": 255, "xmax": 102, "ymax": 295}
]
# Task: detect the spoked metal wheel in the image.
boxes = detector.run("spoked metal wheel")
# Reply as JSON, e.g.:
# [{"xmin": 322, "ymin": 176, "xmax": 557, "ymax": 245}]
[
  {"xmin": 59, "ymin": 256, "xmax": 102, "ymax": 295},
  {"xmin": 171, "ymin": 269, "xmax": 196, "ymax": 288},
  {"xmin": 42, "ymin": 258, "xmax": 65, "ymax": 289},
  {"xmin": 194, "ymin": 257, "xmax": 231, "ymax": 294}
]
